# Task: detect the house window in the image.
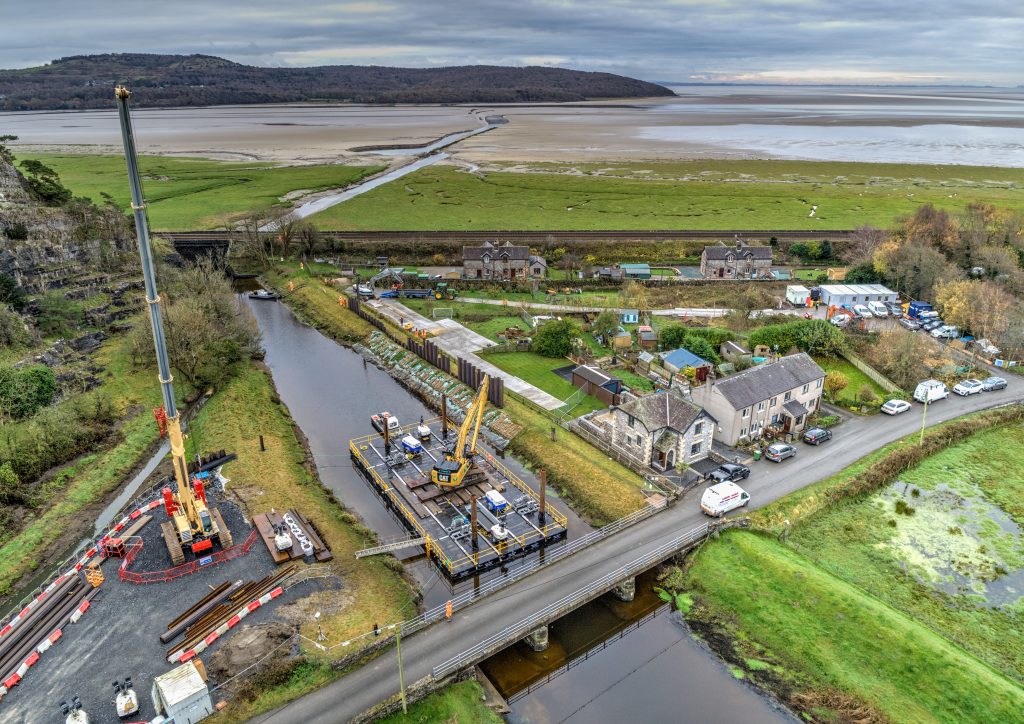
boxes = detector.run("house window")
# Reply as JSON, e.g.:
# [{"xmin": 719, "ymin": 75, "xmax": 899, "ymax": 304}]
[
  {"xmin": 771, "ymin": 414, "xmax": 780, "ymax": 424},
  {"xmin": 742, "ymin": 407, "xmax": 750, "ymax": 418},
  {"xmin": 628, "ymin": 415, "xmax": 635, "ymax": 429},
  {"xmin": 770, "ymin": 397, "xmax": 777, "ymax": 407},
  {"xmin": 690, "ymin": 442, "xmax": 702, "ymax": 456},
  {"xmin": 816, "ymin": 378, "xmax": 823, "ymax": 388},
  {"xmin": 784, "ymin": 391, "xmax": 792, "ymax": 401},
  {"xmin": 802, "ymin": 384, "xmax": 809, "ymax": 394},
  {"xmin": 694, "ymin": 422, "xmax": 703, "ymax": 435},
  {"xmin": 757, "ymin": 401, "xmax": 766, "ymax": 412},
  {"xmin": 740, "ymin": 427, "xmax": 747, "ymax": 437}
]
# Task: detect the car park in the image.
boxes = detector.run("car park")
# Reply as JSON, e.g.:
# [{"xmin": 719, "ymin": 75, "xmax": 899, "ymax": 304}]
[
  {"xmin": 700, "ymin": 482, "xmax": 750, "ymax": 517},
  {"xmin": 898, "ymin": 318, "xmax": 921, "ymax": 331},
  {"xmin": 880, "ymin": 399, "xmax": 912, "ymax": 415},
  {"xmin": 952, "ymin": 378, "xmax": 984, "ymax": 396},
  {"xmin": 982, "ymin": 376, "xmax": 1008, "ymax": 392},
  {"xmin": 913, "ymin": 379, "xmax": 949, "ymax": 403},
  {"xmin": 802, "ymin": 427, "xmax": 833, "ymax": 445},
  {"xmin": 764, "ymin": 443, "xmax": 797, "ymax": 462},
  {"xmin": 706, "ymin": 463, "xmax": 751, "ymax": 483}
]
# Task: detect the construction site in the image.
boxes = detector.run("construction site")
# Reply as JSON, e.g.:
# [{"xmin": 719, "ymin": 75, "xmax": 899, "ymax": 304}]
[{"xmin": 350, "ymin": 384, "xmax": 568, "ymax": 579}]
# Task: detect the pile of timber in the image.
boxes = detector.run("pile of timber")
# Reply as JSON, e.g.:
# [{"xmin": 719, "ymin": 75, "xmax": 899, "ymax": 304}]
[
  {"xmin": 165, "ymin": 565, "xmax": 296, "ymax": 659},
  {"xmin": 252, "ymin": 509, "xmax": 332, "ymax": 564},
  {"xmin": 0, "ymin": 574, "xmax": 98, "ymax": 689}
]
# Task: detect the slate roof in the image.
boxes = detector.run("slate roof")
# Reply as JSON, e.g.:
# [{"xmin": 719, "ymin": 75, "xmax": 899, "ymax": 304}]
[
  {"xmin": 702, "ymin": 244, "xmax": 773, "ymax": 261},
  {"xmin": 721, "ymin": 340, "xmax": 750, "ymax": 356},
  {"xmin": 528, "ymin": 254, "xmax": 547, "ymax": 267},
  {"xmin": 573, "ymin": 365, "xmax": 618, "ymax": 387},
  {"xmin": 463, "ymin": 241, "xmax": 530, "ymax": 261},
  {"xmin": 783, "ymin": 400, "xmax": 809, "ymax": 418},
  {"xmin": 616, "ymin": 390, "xmax": 709, "ymax": 433},
  {"xmin": 662, "ymin": 347, "xmax": 711, "ymax": 370},
  {"xmin": 712, "ymin": 353, "xmax": 824, "ymax": 410}
]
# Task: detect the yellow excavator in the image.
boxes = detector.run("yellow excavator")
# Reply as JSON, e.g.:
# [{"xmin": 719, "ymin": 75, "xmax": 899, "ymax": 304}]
[
  {"xmin": 432, "ymin": 376, "xmax": 489, "ymax": 487},
  {"xmin": 115, "ymin": 87, "xmax": 232, "ymax": 566}
]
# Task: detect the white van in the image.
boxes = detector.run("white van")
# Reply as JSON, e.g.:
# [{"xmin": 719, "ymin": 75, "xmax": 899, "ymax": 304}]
[
  {"xmin": 852, "ymin": 304, "xmax": 872, "ymax": 319},
  {"xmin": 913, "ymin": 379, "xmax": 948, "ymax": 403},
  {"xmin": 700, "ymin": 482, "xmax": 750, "ymax": 517},
  {"xmin": 867, "ymin": 301, "xmax": 889, "ymax": 317}
]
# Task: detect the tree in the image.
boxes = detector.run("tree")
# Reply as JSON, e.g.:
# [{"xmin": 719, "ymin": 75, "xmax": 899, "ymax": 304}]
[
  {"xmin": 659, "ymin": 324, "xmax": 689, "ymax": 350},
  {"xmin": 844, "ymin": 224, "xmax": 886, "ymax": 264},
  {"xmin": 823, "ymin": 371, "xmax": 849, "ymax": 401},
  {"xmin": 844, "ymin": 263, "xmax": 884, "ymax": 284},
  {"xmin": 680, "ymin": 335, "xmax": 721, "ymax": 365},
  {"xmin": 0, "ymin": 461, "xmax": 25, "ymax": 505},
  {"xmin": 0, "ymin": 305, "xmax": 32, "ymax": 348},
  {"xmin": 591, "ymin": 310, "xmax": 618, "ymax": 341},
  {"xmin": 858, "ymin": 383, "xmax": 878, "ymax": 405},
  {"xmin": 0, "ymin": 273, "xmax": 26, "ymax": 311},
  {"xmin": 819, "ymin": 239, "xmax": 833, "ymax": 260},
  {"xmin": 870, "ymin": 329, "xmax": 933, "ymax": 391},
  {"xmin": 531, "ymin": 319, "xmax": 577, "ymax": 358},
  {"xmin": 295, "ymin": 221, "xmax": 321, "ymax": 257},
  {"xmin": 0, "ymin": 365, "xmax": 57, "ymax": 420},
  {"xmin": 18, "ymin": 158, "xmax": 72, "ymax": 205},
  {"xmin": 933, "ymin": 280, "xmax": 974, "ymax": 331}
]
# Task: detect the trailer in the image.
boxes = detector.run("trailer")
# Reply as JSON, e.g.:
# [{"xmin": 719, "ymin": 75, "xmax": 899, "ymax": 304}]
[{"xmin": 907, "ymin": 300, "xmax": 935, "ymax": 320}]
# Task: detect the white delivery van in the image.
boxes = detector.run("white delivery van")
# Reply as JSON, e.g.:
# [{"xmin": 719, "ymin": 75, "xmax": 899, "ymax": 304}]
[
  {"xmin": 700, "ymin": 482, "xmax": 750, "ymax": 517},
  {"xmin": 867, "ymin": 301, "xmax": 889, "ymax": 317},
  {"xmin": 913, "ymin": 379, "xmax": 949, "ymax": 403}
]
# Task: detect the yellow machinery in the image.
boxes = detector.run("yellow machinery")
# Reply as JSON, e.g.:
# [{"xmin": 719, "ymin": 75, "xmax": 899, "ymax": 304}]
[
  {"xmin": 432, "ymin": 376, "xmax": 489, "ymax": 487},
  {"xmin": 115, "ymin": 87, "xmax": 231, "ymax": 566}
]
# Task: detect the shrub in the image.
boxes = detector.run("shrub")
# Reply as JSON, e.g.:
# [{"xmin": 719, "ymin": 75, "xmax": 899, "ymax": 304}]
[
  {"xmin": 858, "ymin": 384, "xmax": 879, "ymax": 405},
  {"xmin": 824, "ymin": 371, "xmax": 849, "ymax": 401},
  {"xmin": 3, "ymin": 221, "xmax": 28, "ymax": 241},
  {"xmin": 531, "ymin": 319, "xmax": 577, "ymax": 357},
  {"xmin": 34, "ymin": 292, "xmax": 83, "ymax": 337},
  {"xmin": 748, "ymin": 319, "xmax": 845, "ymax": 357},
  {"xmin": 0, "ymin": 274, "xmax": 26, "ymax": 311},
  {"xmin": 0, "ymin": 365, "xmax": 57, "ymax": 420}
]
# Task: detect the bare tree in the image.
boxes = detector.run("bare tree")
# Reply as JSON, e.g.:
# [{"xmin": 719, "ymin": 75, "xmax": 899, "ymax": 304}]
[{"xmin": 844, "ymin": 224, "xmax": 886, "ymax": 264}]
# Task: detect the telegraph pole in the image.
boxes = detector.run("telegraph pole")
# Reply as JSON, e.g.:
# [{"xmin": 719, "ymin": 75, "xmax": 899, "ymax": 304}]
[
  {"xmin": 919, "ymin": 398, "xmax": 928, "ymax": 446},
  {"xmin": 396, "ymin": 624, "xmax": 407, "ymax": 715}
]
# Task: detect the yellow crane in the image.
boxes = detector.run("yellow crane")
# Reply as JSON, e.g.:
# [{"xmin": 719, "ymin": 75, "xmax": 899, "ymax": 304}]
[
  {"xmin": 432, "ymin": 376, "xmax": 489, "ymax": 487},
  {"xmin": 115, "ymin": 87, "xmax": 232, "ymax": 565}
]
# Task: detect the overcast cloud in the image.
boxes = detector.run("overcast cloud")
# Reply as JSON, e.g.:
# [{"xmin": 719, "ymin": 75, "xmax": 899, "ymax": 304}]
[{"xmin": 1, "ymin": 0, "xmax": 1021, "ymax": 85}]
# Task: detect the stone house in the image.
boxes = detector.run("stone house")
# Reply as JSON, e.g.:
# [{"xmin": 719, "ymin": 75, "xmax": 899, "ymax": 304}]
[
  {"xmin": 690, "ymin": 353, "xmax": 825, "ymax": 446},
  {"xmin": 462, "ymin": 241, "xmax": 546, "ymax": 280},
  {"xmin": 700, "ymin": 241, "xmax": 773, "ymax": 279},
  {"xmin": 609, "ymin": 389, "xmax": 716, "ymax": 471}
]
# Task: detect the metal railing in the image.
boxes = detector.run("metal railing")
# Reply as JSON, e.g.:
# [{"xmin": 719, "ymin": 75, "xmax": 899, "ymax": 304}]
[{"xmin": 432, "ymin": 521, "xmax": 710, "ymax": 678}]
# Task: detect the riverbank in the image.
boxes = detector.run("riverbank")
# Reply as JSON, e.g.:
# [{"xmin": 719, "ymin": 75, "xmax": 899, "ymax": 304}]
[
  {"xmin": 670, "ymin": 405, "xmax": 1024, "ymax": 722},
  {"xmin": 192, "ymin": 362, "xmax": 418, "ymax": 722}
]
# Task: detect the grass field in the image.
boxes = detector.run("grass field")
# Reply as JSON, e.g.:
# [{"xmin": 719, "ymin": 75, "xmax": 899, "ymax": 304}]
[
  {"xmin": 814, "ymin": 355, "xmax": 889, "ymax": 410},
  {"xmin": 463, "ymin": 315, "xmax": 531, "ymax": 342},
  {"xmin": 262, "ymin": 264, "xmax": 373, "ymax": 343},
  {"xmin": 18, "ymin": 154, "xmax": 382, "ymax": 230},
  {"xmin": 378, "ymin": 680, "xmax": 502, "ymax": 724},
  {"xmin": 194, "ymin": 363, "xmax": 416, "ymax": 722},
  {"xmin": 0, "ymin": 330, "xmax": 170, "ymax": 597},
  {"xmin": 684, "ymin": 530, "xmax": 1024, "ymax": 723},
  {"xmin": 306, "ymin": 161, "xmax": 1024, "ymax": 230},
  {"xmin": 484, "ymin": 351, "xmax": 605, "ymax": 416}
]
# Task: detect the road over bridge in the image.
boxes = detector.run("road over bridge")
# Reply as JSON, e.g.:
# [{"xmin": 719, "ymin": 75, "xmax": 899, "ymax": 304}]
[{"xmin": 256, "ymin": 372, "xmax": 1023, "ymax": 723}]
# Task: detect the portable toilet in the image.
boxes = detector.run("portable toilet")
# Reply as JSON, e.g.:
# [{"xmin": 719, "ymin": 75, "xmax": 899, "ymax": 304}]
[{"xmin": 152, "ymin": 661, "xmax": 214, "ymax": 724}]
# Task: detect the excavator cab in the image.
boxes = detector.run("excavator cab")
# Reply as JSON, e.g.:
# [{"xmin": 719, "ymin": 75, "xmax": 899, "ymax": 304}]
[{"xmin": 432, "ymin": 458, "xmax": 464, "ymax": 486}]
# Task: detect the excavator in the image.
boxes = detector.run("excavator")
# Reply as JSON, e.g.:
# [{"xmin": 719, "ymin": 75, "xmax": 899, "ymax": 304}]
[
  {"xmin": 115, "ymin": 87, "xmax": 232, "ymax": 566},
  {"xmin": 431, "ymin": 376, "xmax": 489, "ymax": 488},
  {"xmin": 355, "ymin": 267, "xmax": 404, "ymax": 298}
]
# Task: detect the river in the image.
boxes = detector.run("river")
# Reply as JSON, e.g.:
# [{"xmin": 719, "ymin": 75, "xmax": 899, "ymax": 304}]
[{"xmin": 246, "ymin": 294, "xmax": 792, "ymax": 722}]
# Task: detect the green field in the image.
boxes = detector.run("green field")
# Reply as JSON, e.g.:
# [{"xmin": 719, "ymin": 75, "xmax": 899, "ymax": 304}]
[
  {"xmin": 814, "ymin": 355, "xmax": 890, "ymax": 410},
  {"xmin": 18, "ymin": 154, "xmax": 382, "ymax": 230},
  {"xmin": 484, "ymin": 351, "xmax": 605, "ymax": 415},
  {"xmin": 378, "ymin": 680, "xmax": 502, "ymax": 724},
  {"xmin": 306, "ymin": 161, "xmax": 1024, "ymax": 230}
]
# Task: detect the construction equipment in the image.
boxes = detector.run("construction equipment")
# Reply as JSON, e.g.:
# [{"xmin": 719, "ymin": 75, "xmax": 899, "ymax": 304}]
[
  {"xmin": 116, "ymin": 86, "xmax": 232, "ymax": 567},
  {"xmin": 60, "ymin": 696, "xmax": 90, "ymax": 724},
  {"xmin": 431, "ymin": 375, "xmax": 489, "ymax": 487},
  {"xmin": 356, "ymin": 267, "xmax": 405, "ymax": 297},
  {"xmin": 433, "ymin": 282, "xmax": 457, "ymax": 300},
  {"xmin": 113, "ymin": 678, "xmax": 140, "ymax": 718}
]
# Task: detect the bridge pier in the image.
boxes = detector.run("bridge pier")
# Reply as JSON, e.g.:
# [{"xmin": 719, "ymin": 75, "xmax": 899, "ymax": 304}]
[
  {"xmin": 612, "ymin": 576, "xmax": 636, "ymax": 602},
  {"xmin": 524, "ymin": 624, "xmax": 549, "ymax": 652}
]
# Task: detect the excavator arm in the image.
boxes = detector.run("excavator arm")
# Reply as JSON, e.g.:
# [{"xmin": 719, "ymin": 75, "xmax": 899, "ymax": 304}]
[{"xmin": 432, "ymin": 375, "xmax": 489, "ymax": 487}]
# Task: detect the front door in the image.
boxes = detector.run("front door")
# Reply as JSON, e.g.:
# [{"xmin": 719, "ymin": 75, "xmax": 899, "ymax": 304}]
[
  {"xmin": 665, "ymin": 449, "xmax": 675, "ymax": 469},
  {"xmin": 782, "ymin": 415, "xmax": 792, "ymax": 433}
]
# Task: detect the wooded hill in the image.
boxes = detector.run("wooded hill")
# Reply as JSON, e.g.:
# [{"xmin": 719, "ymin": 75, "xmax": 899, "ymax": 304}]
[{"xmin": 0, "ymin": 54, "xmax": 674, "ymax": 110}]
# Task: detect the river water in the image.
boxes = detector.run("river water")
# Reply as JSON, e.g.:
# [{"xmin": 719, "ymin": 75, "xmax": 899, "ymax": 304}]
[{"xmin": 245, "ymin": 295, "xmax": 791, "ymax": 722}]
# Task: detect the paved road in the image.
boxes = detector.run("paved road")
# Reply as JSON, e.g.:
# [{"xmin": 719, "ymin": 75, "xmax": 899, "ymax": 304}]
[{"xmin": 256, "ymin": 367, "xmax": 1022, "ymax": 723}]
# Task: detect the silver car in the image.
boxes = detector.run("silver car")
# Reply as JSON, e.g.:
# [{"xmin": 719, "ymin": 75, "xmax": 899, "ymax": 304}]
[
  {"xmin": 898, "ymin": 318, "xmax": 920, "ymax": 331},
  {"xmin": 982, "ymin": 376, "xmax": 1008, "ymax": 392},
  {"xmin": 880, "ymin": 399, "xmax": 912, "ymax": 415}
]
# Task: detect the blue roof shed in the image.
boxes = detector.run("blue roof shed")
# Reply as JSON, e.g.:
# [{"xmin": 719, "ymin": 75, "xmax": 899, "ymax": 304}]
[{"xmin": 661, "ymin": 347, "xmax": 712, "ymax": 372}]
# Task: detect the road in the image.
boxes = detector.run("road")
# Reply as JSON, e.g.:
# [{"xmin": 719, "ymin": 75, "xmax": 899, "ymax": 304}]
[{"xmin": 256, "ymin": 368, "xmax": 1022, "ymax": 723}]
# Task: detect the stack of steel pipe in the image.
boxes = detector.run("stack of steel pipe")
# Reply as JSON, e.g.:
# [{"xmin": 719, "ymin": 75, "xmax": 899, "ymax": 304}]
[
  {"xmin": 167, "ymin": 565, "xmax": 295, "ymax": 659},
  {"xmin": 0, "ymin": 574, "xmax": 94, "ymax": 686},
  {"xmin": 161, "ymin": 580, "xmax": 243, "ymax": 644}
]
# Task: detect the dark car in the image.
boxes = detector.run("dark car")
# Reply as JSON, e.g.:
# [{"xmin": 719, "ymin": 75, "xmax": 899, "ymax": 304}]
[
  {"xmin": 802, "ymin": 427, "xmax": 833, "ymax": 445},
  {"xmin": 898, "ymin": 318, "xmax": 921, "ymax": 331},
  {"xmin": 764, "ymin": 443, "xmax": 797, "ymax": 462},
  {"xmin": 885, "ymin": 301, "xmax": 904, "ymax": 315},
  {"xmin": 706, "ymin": 463, "xmax": 751, "ymax": 483},
  {"xmin": 982, "ymin": 376, "xmax": 1008, "ymax": 391}
]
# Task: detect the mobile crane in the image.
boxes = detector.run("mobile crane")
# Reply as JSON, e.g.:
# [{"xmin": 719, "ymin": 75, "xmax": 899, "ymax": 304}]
[
  {"xmin": 115, "ymin": 87, "xmax": 232, "ymax": 566},
  {"xmin": 431, "ymin": 375, "xmax": 489, "ymax": 487}
]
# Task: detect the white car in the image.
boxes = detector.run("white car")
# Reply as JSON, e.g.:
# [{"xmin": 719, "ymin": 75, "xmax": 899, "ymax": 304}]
[
  {"xmin": 931, "ymin": 325, "xmax": 959, "ymax": 339},
  {"xmin": 952, "ymin": 378, "xmax": 984, "ymax": 396},
  {"xmin": 880, "ymin": 399, "xmax": 912, "ymax": 415},
  {"xmin": 867, "ymin": 301, "xmax": 889, "ymax": 317},
  {"xmin": 852, "ymin": 304, "xmax": 872, "ymax": 319}
]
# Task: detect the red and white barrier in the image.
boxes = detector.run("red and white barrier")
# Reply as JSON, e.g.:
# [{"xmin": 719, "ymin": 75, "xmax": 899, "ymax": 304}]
[{"xmin": 168, "ymin": 586, "xmax": 285, "ymax": 663}]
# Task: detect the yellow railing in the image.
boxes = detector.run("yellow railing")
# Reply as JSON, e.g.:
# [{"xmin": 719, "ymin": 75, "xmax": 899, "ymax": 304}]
[{"xmin": 349, "ymin": 419, "xmax": 567, "ymax": 576}]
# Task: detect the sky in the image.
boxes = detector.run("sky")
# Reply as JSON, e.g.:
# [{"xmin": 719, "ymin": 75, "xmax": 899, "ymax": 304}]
[{"xmin": 1, "ymin": 0, "xmax": 1022, "ymax": 85}]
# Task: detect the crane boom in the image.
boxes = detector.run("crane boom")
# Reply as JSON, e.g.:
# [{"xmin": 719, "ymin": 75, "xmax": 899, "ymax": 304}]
[{"xmin": 432, "ymin": 375, "xmax": 489, "ymax": 487}]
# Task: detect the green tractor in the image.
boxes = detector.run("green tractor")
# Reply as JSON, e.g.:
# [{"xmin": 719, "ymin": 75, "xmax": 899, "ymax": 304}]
[{"xmin": 433, "ymin": 282, "xmax": 457, "ymax": 300}]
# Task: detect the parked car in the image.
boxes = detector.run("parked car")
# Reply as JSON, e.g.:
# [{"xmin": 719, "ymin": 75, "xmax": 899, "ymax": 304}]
[
  {"xmin": 867, "ymin": 301, "xmax": 889, "ymax": 317},
  {"xmin": 931, "ymin": 324, "xmax": 959, "ymax": 339},
  {"xmin": 830, "ymin": 314, "xmax": 851, "ymax": 328},
  {"xmin": 880, "ymin": 399, "xmax": 912, "ymax": 415},
  {"xmin": 764, "ymin": 443, "xmax": 797, "ymax": 462},
  {"xmin": 802, "ymin": 427, "xmax": 833, "ymax": 445},
  {"xmin": 913, "ymin": 379, "xmax": 949, "ymax": 403},
  {"xmin": 885, "ymin": 301, "xmax": 904, "ymax": 315},
  {"xmin": 852, "ymin": 304, "xmax": 872, "ymax": 319},
  {"xmin": 706, "ymin": 463, "xmax": 751, "ymax": 483},
  {"xmin": 952, "ymin": 378, "xmax": 984, "ymax": 396},
  {"xmin": 898, "ymin": 318, "xmax": 921, "ymax": 331},
  {"xmin": 982, "ymin": 376, "xmax": 1008, "ymax": 392},
  {"xmin": 920, "ymin": 319, "xmax": 943, "ymax": 332},
  {"xmin": 700, "ymin": 482, "xmax": 750, "ymax": 517}
]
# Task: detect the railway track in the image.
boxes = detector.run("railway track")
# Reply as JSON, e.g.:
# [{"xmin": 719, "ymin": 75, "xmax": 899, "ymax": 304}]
[{"xmin": 158, "ymin": 228, "xmax": 854, "ymax": 244}]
